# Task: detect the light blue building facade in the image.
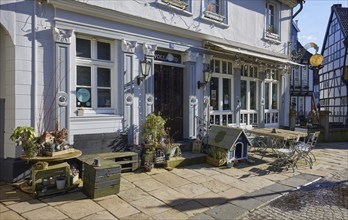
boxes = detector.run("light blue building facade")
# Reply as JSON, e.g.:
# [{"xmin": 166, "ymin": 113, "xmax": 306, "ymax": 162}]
[{"xmin": 0, "ymin": 0, "xmax": 303, "ymax": 181}]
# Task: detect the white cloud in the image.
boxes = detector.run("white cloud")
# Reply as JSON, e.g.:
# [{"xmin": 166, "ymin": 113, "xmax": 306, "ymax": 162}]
[{"xmin": 299, "ymin": 35, "xmax": 318, "ymax": 41}]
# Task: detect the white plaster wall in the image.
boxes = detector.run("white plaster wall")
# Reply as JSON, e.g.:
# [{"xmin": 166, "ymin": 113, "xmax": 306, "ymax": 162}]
[
  {"xmin": 73, "ymin": 0, "xmax": 293, "ymax": 56},
  {"xmin": 0, "ymin": 25, "xmax": 16, "ymax": 158}
]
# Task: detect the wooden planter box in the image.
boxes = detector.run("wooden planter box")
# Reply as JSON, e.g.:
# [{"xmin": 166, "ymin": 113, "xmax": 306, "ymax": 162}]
[{"xmin": 206, "ymin": 156, "xmax": 226, "ymax": 167}]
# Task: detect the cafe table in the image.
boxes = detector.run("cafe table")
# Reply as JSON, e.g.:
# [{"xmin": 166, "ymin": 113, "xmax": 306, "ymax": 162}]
[{"xmin": 247, "ymin": 128, "xmax": 308, "ymax": 166}]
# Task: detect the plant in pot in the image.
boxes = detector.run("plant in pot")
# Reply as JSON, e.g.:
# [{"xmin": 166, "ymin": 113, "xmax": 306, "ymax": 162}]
[
  {"xmin": 141, "ymin": 113, "xmax": 167, "ymax": 171},
  {"xmin": 206, "ymin": 146, "xmax": 227, "ymax": 167},
  {"xmin": 10, "ymin": 126, "xmax": 40, "ymax": 158}
]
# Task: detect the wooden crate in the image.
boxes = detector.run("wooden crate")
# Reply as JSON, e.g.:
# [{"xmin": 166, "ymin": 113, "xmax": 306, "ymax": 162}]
[{"xmin": 82, "ymin": 160, "xmax": 121, "ymax": 199}]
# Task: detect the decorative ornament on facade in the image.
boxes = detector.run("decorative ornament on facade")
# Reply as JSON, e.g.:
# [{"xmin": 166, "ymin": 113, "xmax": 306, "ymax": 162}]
[
  {"xmin": 189, "ymin": 96, "xmax": 198, "ymax": 106},
  {"xmin": 146, "ymin": 94, "xmax": 154, "ymax": 106},
  {"xmin": 57, "ymin": 91, "xmax": 69, "ymax": 107},
  {"xmin": 124, "ymin": 93, "xmax": 134, "ymax": 106},
  {"xmin": 291, "ymin": 42, "xmax": 319, "ymax": 63},
  {"xmin": 143, "ymin": 43, "xmax": 157, "ymax": 56},
  {"xmin": 52, "ymin": 27, "xmax": 74, "ymax": 44},
  {"xmin": 182, "ymin": 51, "xmax": 198, "ymax": 63},
  {"xmin": 121, "ymin": 39, "xmax": 137, "ymax": 53},
  {"xmin": 202, "ymin": 54, "xmax": 213, "ymax": 64}
]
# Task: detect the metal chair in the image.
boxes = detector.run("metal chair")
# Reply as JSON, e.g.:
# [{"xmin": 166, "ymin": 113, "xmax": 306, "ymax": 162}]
[{"xmin": 293, "ymin": 131, "xmax": 320, "ymax": 169}]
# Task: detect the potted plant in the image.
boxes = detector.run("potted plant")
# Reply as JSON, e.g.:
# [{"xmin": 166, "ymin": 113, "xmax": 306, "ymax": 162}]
[
  {"xmin": 206, "ymin": 146, "xmax": 227, "ymax": 167},
  {"xmin": 141, "ymin": 113, "xmax": 167, "ymax": 171},
  {"xmin": 10, "ymin": 126, "xmax": 40, "ymax": 158}
]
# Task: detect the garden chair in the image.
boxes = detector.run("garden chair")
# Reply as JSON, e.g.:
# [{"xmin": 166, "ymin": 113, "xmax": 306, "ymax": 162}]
[{"xmin": 293, "ymin": 131, "xmax": 320, "ymax": 169}]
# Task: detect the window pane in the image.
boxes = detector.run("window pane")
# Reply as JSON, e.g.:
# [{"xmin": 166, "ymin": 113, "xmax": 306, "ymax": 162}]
[
  {"xmin": 210, "ymin": 77, "xmax": 219, "ymax": 110},
  {"xmin": 97, "ymin": 42, "xmax": 111, "ymax": 60},
  {"xmin": 240, "ymin": 80, "xmax": 247, "ymax": 110},
  {"xmin": 223, "ymin": 78, "xmax": 230, "ymax": 110},
  {"xmin": 77, "ymin": 66, "xmax": 91, "ymax": 86},
  {"xmin": 76, "ymin": 38, "xmax": 91, "ymax": 58},
  {"xmin": 76, "ymin": 87, "xmax": 91, "ymax": 107},
  {"xmin": 98, "ymin": 89, "xmax": 111, "ymax": 107},
  {"xmin": 250, "ymin": 81, "xmax": 256, "ymax": 110},
  {"xmin": 97, "ymin": 68, "xmax": 111, "ymax": 87},
  {"xmin": 272, "ymin": 84, "xmax": 278, "ymax": 109},
  {"xmin": 265, "ymin": 83, "xmax": 269, "ymax": 109}
]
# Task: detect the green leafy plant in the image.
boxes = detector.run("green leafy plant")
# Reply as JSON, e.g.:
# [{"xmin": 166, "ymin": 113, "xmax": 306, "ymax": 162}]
[
  {"xmin": 9, "ymin": 126, "xmax": 39, "ymax": 158},
  {"xmin": 208, "ymin": 146, "xmax": 227, "ymax": 160},
  {"xmin": 141, "ymin": 113, "xmax": 167, "ymax": 149}
]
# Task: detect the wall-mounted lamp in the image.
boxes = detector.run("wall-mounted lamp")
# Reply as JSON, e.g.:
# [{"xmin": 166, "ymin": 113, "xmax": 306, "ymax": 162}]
[
  {"xmin": 137, "ymin": 57, "xmax": 152, "ymax": 85},
  {"xmin": 197, "ymin": 65, "xmax": 212, "ymax": 89}
]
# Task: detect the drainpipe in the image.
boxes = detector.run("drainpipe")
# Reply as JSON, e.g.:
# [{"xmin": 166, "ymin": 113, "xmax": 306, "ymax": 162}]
[
  {"xmin": 32, "ymin": 1, "xmax": 38, "ymax": 131},
  {"xmin": 293, "ymin": 0, "xmax": 304, "ymax": 19}
]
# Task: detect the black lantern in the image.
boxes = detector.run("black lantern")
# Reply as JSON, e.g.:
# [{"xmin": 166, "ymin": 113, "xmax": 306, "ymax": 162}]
[
  {"xmin": 137, "ymin": 58, "xmax": 152, "ymax": 85},
  {"xmin": 197, "ymin": 64, "xmax": 212, "ymax": 89}
]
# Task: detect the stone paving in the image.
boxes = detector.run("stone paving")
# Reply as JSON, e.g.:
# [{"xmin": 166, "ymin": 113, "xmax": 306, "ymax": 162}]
[{"xmin": 0, "ymin": 142, "xmax": 347, "ymax": 220}]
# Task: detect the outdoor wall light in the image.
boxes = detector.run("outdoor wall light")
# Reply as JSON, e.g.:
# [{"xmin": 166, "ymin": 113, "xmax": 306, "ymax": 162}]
[
  {"xmin": 137, "ymin": 57, "xmax": 152, "ymax": 86},
  {"xmin": 197, "ymin": 64, "xmax": 213, "ymax": 89}
]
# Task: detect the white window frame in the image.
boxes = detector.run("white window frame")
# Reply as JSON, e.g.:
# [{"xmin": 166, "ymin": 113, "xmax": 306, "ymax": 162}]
[
  {"xmin": 265, "ymin": 1, "xmax": 280, "ymax": 43},
  {"xmin": 157, "ymin": 0, "xmax": 192, "ymax": 15},
  {"xmin": 202, "ymin": 0, "xmax": 227, "ymax": 24},
  {"xmin": 264, "ymin": 69, "xmax": 279, "ymax": 126},
  {"xmin": 209, "ymin": 58, "xmax": 234, "ymax": 126},
  {"xmin": 240, "ymin": 65, "xmax": 259, "ymax": 126},
  {"xmin": 75, "ymin": 36, "xmax": 116, "ymax": 116}
]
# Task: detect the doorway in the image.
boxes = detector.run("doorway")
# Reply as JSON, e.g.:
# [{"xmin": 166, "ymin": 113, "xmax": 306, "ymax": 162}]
[{"xmin": 154, "ymin": 65, "xmax": 183, "ymax": 140}]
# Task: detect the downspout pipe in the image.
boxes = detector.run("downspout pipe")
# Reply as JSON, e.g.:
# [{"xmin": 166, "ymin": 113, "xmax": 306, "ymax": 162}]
[{"xmin": 293, "ymin": 0, "xmax": 304, "ymax": 19}]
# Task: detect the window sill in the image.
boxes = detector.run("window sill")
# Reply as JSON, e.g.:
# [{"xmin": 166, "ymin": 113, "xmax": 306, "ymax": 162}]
[
  {"xmin": 263, "ymin": 32, "xmax": 281, "ymax": 44},
  {"xmin": 156, "ymin": 0, "xmax": 192, "ymax": 16},
  {"xmin": 200, "ymin": 15, "xmax": 229, "ymax": 28},
  {"xmin": 203, "ymin": 10, "xmax": 226, "ymax": 22}
]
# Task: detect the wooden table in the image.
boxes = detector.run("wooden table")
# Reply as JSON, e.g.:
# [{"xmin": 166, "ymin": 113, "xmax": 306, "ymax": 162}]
[
  {"xmin": 247, "ymin": 128, "xmax": 307, "ymax": 142},
  {"xmin": 19, "ymin": 149, "xmax": 82, "ymax": 197},
  {"xmin": 20, "ymin": 149, "xmax": 82, "ymax": 162}
]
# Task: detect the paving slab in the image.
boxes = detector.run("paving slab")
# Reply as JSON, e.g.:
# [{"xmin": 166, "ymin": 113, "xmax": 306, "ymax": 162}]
[
  {"xmin": 81, "ymin": 210, "xmax": 117, "ymax": 220},
  {"xmin": 0, "ymin": 187, "xmax": 33, "ymax": 206},
  {"xmin": 204, "ymin": 203, "xmax": 248, "ymax": 220},
  {"xmin": 7, "ymin": 199, "xmax": 47, "ymax": 214},
  {"xmin": 21, "ymin": 206, "xmax": 68, "ymax": 220},
  {"xmin": 229, "ymin": 196, "xmax": 265, "ymax": 211},
  {"xmin": 119, "ymin": 212, "xmax": 153, "ymax": 220},
  {"xmin": 97, "ymin": 195, "xmax": 140, "ymax": 218},
  {"xmin": 200, "ymin": 179, "xmax": 232, "ymax": 193},
  {"xmin": 117, "ymin": 187, "xmax": 150, "ymax": 203},
  {"xmin": 151, "ymin": 172, "xmax": 190, "ymax": 188},
  {"xmin": 173, "ymin": 200, "xmax": 209, "ymax": 217},
  {"xmin": 119, "ymin": 178, "xmax": 136, "ymax": 192},
  {"xmin": 218, "ymin": 187, "xmax": 247, "ymax": 201},
  {"xmin": 152, "ymin": 209, "xmax": 189, "ymax": 220},
  {"xmin": 129, "ymin": 195, "xmax": 171, "ymax": 216},
  {"xmin": 150, "ymin": 186, "xmax": 188, "ymax": 207},
  {"xmin": 193, "ymin": 191, "xmax": 227, "ymax": 208},
  {"xmin": 40, "ymin": 191, "xmax": 87, "ymax": 206},
  {"xmin": 133, "ymin": 178, "xmax": 166, "ymax": 192},
  {"xmin": 187, "ymin": 174, "xmax": 214, "ymax": 184},
  {"xmin": 242, "ymin": 188, "xmax": 282, "ymax": 203},
  {"xmin": 278, "ymin": 176, "xmax": 311, "ymax": 188},
  {"xmin": 263, "ymin": 182, "xmax": 296, "ymax": 194},
  {"xmin": 55, "ymin": 199, "xmax": 104, "ymax": 219},
  {"xmin": 0, "ymin": 202, "xmax": 9, "ymax": 212},
  {"xmin": 0, "ymin": 210, "xmax": 26, "ymax": 220},
  {"xmin": 174, "ymin": 183, "xmax": 211, "ymax": 198},
  {"xmin": 189, "ymin": 213, "xmax": 215, "ymax": 220},
  {"xmin": 170, "ymin": 168, "xmax": 201, "ymax": 179},
  {"xmin": 122, "ymin": 173, "xmax": 151, "ymax": 183}
]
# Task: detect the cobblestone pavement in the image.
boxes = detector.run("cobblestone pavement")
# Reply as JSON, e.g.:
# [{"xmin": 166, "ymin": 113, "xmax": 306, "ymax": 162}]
[{"xmin": 241, "ymin": 169, "xmax": 348, "ymax": 220}]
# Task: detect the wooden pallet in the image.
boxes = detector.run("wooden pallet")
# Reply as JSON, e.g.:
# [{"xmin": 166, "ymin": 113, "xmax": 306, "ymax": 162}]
[{"xmin": 79, "ymin": 152, "xmax": 139, "ymax": 172}]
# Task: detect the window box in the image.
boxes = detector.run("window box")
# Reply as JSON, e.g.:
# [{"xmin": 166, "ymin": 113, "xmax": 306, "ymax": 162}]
[
  {"xmin": 161, "ymin": 0, "xmax": 187, "ymax": 9},
  {"xmin": 203, "ymin": 10, "xmax": 225, "ymax": 22}
]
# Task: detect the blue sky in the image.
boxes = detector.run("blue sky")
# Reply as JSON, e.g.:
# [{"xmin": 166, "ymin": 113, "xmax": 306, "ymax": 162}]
[{"xmin": 294, "ymin": 0, "xmax": 348, "ymax": 52}]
